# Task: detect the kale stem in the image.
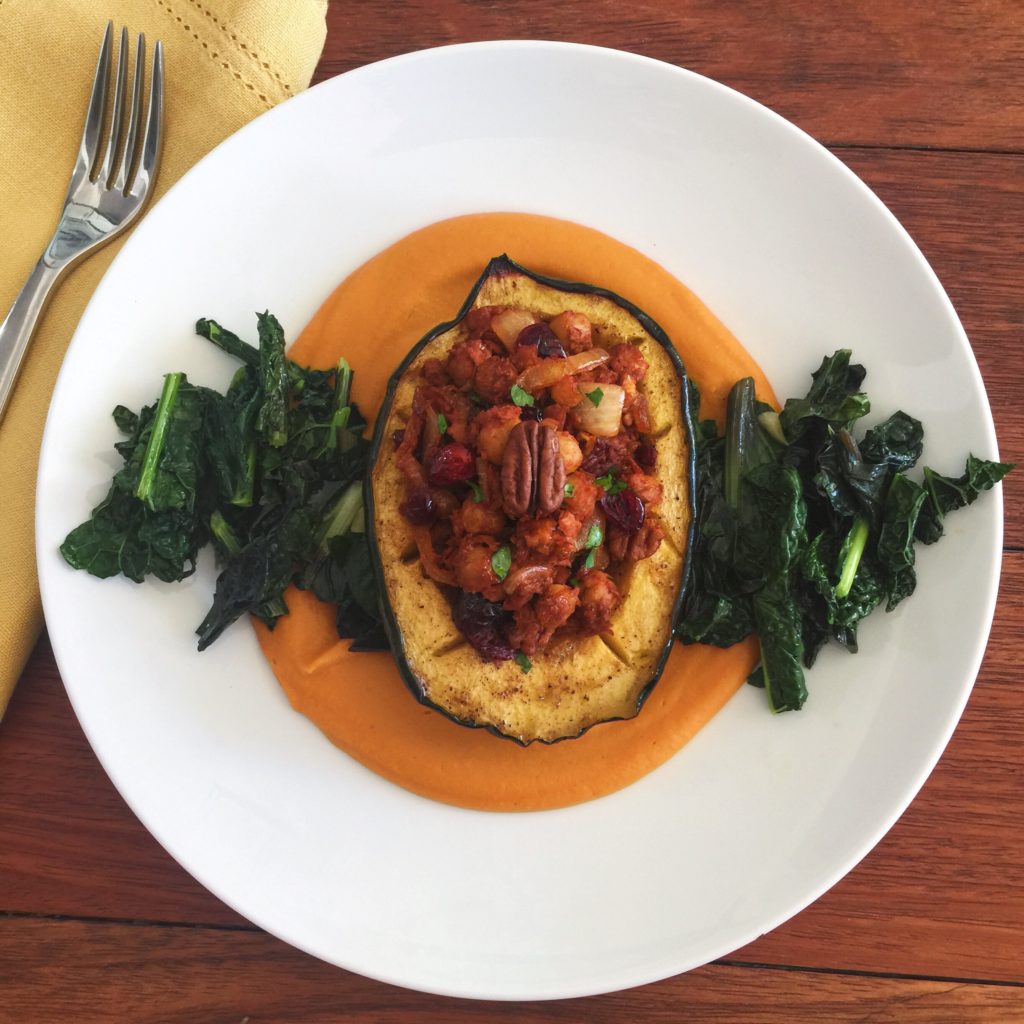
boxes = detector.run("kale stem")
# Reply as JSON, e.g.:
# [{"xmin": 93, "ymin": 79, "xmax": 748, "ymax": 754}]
[
  {"xmin": 327, "ymin": 358, "xmax": 352, "ymax": 452},
  {"xmin": 210, "ymin": 510, "xmax": 242, "ymax": 557},
  {"xmin": 335, "ymin": 357, "xmax": 352, "ymax": 410},
  {"xmin": 231, "ymin": 439, "xmax": 256, "ymax": 507},
  {"xmin": 835, "ymin": 515, "xmax": 870, "ymax": 598},
  {"xmin": 757, "ymin": 409, "xmax": 787, "ymax": 446},
  {"xmin": 724, "ymin": 377, "xmax": 755, "ymax": 509},
  {"xmin": 135, "ymin": 372, "xmax": 182, "ymax": 506},
  {"xmin": 317, "ymin": 480, "xmax": 363, "ymax": 549},
  {"xmin": 195, "ymin": 318, "xmax": 259, "ymax": 368}
]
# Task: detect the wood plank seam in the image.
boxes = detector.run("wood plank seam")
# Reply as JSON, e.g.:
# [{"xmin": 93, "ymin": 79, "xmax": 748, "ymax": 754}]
[
  {"xmin": 716, "ymin": 959, "xmax": 1024, "ymax": 990},
  {"xmin": 5, "ymin": 908, "xmax": 1024, "ymax": 990},
  {"xmin": 828, "ymin": 142, "xmax": 1024, "ymax": 157},
  {"xmin": 0, "ymin": 909, "xmax": 257, "ymax": 933}
]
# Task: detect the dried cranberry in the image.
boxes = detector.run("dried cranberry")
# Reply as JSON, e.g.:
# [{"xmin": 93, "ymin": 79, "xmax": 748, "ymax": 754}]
[
  {"xmin": 635, "ymin": 443, "xmax": 657, "ymax": 471},
  {"xmin": 427, "ymin": 443, "xmax": 475, "ymax": 487},
  {"xmin": 399, "ymin": 490, "xmax": 435, "ymax": 526},
  {"xmin": 580, "ymin": 438, "xmax": 613, "ymax": 476},
  {"xmin": 600, "ymin": 490, "xmax": 645, "ymax": 534},
  {"xmin": 516, "ymin": 322, "xmax": 554, "ymax": 348},
  {"xmin": 538, "ymin": 337, "xmax": 567, "ymax": 359},
  {"xmin": 391, "ymin": 428, "xmax": 406, "ymax": 449},
  {"xmin": 451, "ymin": 592, "xmax": 515, "ymax": 662},
  {"xmin": 519, "ymin": 404, "xmax": 544, "ymax": 422},
  {"xmin": 516, "ymin": 322, "xmax": 566, "ymax": 359}
]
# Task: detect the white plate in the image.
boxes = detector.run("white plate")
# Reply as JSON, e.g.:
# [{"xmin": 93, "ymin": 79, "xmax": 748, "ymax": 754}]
[{"xmin": 36, "ymin": 42, "xmax": 1003, "ymax": 999}]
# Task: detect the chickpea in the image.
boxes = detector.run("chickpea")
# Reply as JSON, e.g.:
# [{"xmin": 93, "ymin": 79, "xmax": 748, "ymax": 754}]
[
  {"xmin": 457, "ymin": 496, "xmax": 506, "ymax": 536},
  {"xmin": 576, "ymin": 570, "xmax": 622, "ymax": 634},
  {"xmin": 550, "ymin": 374, "xmax": 582, "ymax": 408},
  {"xmin": 556, "ymin": 431, "xmax": 583, "ymax": 475},
  {"xmin": 474, "ymin": 404, "xmax": 522, "ymax": 464},
  {"xmin": 453, "ymin": 536, "xmax": 502, "ymax": 599},
  {"xmin": 549, "ymin": 311, "xmax": 593, "ymax": 354}
]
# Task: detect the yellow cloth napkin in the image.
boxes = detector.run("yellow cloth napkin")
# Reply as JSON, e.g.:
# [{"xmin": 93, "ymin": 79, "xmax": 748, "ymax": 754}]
[{"xmin": 0, "ymin": 0, "xmax": 327, "ymax": 718}]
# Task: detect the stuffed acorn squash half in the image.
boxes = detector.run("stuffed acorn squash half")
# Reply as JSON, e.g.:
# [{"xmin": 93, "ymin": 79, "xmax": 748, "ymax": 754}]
[{"xmin": 366, "ymin": 256, "xmax": 696, "ymax": 743}]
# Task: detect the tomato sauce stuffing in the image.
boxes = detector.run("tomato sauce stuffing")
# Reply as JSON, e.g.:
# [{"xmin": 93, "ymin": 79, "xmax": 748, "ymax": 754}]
[{"xmin": 393, "ymin": 303, "xmax": 667, "ymax": 662}]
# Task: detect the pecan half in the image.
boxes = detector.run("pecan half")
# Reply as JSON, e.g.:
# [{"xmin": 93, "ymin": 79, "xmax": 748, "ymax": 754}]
[
  {"xmin": 535, "ymin": 424, "xmax": 566, "ymax": 515},
  {"xmin": 501, "ymin": 420, "xmax": 539, "ymax": 518},
  {"xmin": 500, "ymin": 421, "xmax": 566, "ymax": 519}
]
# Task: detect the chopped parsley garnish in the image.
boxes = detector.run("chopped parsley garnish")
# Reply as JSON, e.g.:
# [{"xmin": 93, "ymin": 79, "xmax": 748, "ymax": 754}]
[
  {"xmin": 585, "ymin": 387, "xmax": 604, "ymax": 407},
  {"xmin": 490, "ymin": 544, "xmax": 512, "ymax": 581},
  {"xmin": 514, "ymin": 651, "xmax": 532, "ymax": 673},
  {"xmin": 510, "ymin": 384, "xmax": 535, "ymax": 407},
  {"xmin": 595, "ymin": 471, "xmax": 628, "ymax": 495}
]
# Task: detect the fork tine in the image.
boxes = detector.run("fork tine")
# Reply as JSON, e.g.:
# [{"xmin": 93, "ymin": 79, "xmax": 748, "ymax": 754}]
[
  {"xmin": 114, "ymin": 34, "xmax": 146, "ymax": 193},
  {"xmin": 97, "ymin": 27, "xmax": 129, "ymax": 186},
  {"xmin": 130, "ymin": 39, "xmax": 164, "ymax": 198},
  {"xmin": 76, "ymin": 21, "xmax": 113, "ymax": 181}
]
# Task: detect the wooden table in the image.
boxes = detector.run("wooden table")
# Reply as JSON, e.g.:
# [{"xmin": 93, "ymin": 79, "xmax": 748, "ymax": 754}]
[{"xmin": 4, "ymin": 3, "xmax": 1022, "ymax": 1020}]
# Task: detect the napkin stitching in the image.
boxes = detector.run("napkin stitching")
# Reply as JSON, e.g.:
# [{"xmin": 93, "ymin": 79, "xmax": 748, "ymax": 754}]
[
  {"xmin": 153, "ymin": 0, "xmax": 278, "ymax": 107},
  {"xmin": 183, "ymin": 0, "xmax": 294, "ymax": 96}
]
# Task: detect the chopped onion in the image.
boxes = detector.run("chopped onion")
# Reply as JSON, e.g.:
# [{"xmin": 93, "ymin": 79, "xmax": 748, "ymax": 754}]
[
  {"xmin": 421, "ymin": 404, "xmax": 442, "ymax": 464},
  {"xmin": 517, "ymin": 347, "xmax": 611, "ymax": 393},
  {"xmin": 503, "ymin": 564, "xmax": 552, "ymax": 596},
  {"xmin": 490, "ymin": 308, "xmax": 538, "ymax": 351},
  {"xmin": 572, "ymin": 512, "xmax": 605, "ymax": 554},
  {"xmin": 573, "ymin": 383, "xmax": 626, "ymax": 437}
]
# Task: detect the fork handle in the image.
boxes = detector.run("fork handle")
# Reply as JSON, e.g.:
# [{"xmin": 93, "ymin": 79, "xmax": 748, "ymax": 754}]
[{"xmin": 0, "ymin": 257, "xmax": 64, "ymax": 425}]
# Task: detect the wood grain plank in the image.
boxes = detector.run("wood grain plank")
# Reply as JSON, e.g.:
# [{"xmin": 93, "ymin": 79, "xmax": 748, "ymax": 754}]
[
  {"xmin": 0, "ymin": 918, "xmax": 1021, "ymax": 1024},
  {"xmin": 313, "ymin": 0, "xmax": 1024, "ymax": 151},
  {"xmin": 3, "ymin": 552, "xmax": 1020, "ymax": 982}
]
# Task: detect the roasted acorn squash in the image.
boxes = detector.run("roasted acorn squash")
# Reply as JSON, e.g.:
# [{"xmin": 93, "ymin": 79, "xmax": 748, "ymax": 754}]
[{"xmin": 365, "ymin": 256, "xmax": 696, "ymax": 743}]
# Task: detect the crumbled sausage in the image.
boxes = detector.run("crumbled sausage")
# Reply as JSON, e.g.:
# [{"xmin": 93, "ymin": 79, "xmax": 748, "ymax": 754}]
[{"xmin": 474, "ymin": 356, "xmax": 519, "ymax": 405}]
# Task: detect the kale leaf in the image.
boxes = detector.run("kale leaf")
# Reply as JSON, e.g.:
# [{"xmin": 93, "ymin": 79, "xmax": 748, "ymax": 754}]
[
  {"xmin": 678, "ymin": 352, "xmax": 1012, "ymax": 713},
  {"xmin": 745, "ymin": 462, "xmax": 808, "ymax": 712},
  {"xmin": 916, "ymin": 454, "xmax": 1013, "ymax": 544},
  {"xmin": 256, "ymin": 311, "xmax": 289, "ymax": 448},
  {"xmin": 676, "ymin": 395, "xmax": 756, "ymax": 648},
  {"xmin": 60, "ymin": 374, "xmax": 214, "ymax": 582},
  {"xmin": 860, "ymin": 411, "xmax": 924, "ymax": 471},
  {"xmin": 60, "ymin": 485, "xmax": 203, "ymax": 584},
  {"xmin": 61, "ymin": 312, "xmax": 386, "ymax": 652},
  {"xmin": 779, "ymin": 349, "xmax": 869, "ymax": 441}
]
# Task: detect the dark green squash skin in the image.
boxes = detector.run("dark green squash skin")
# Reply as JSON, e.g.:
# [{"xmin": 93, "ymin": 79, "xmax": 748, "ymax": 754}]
[{"xmin": 364, "ymin": 254, "xmax": 699, "ymax": 744}]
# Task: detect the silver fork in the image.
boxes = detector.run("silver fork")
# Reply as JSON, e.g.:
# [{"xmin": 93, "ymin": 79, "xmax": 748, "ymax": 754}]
[{"xmin": 0, "ymin": 23, "xmax": 164, "ymax": 424}]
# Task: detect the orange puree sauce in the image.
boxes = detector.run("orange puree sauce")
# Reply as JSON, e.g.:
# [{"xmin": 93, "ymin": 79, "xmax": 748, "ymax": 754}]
[{"xmin": 256, "ymin": 212, "xmax": 776, "ymax": 812}]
